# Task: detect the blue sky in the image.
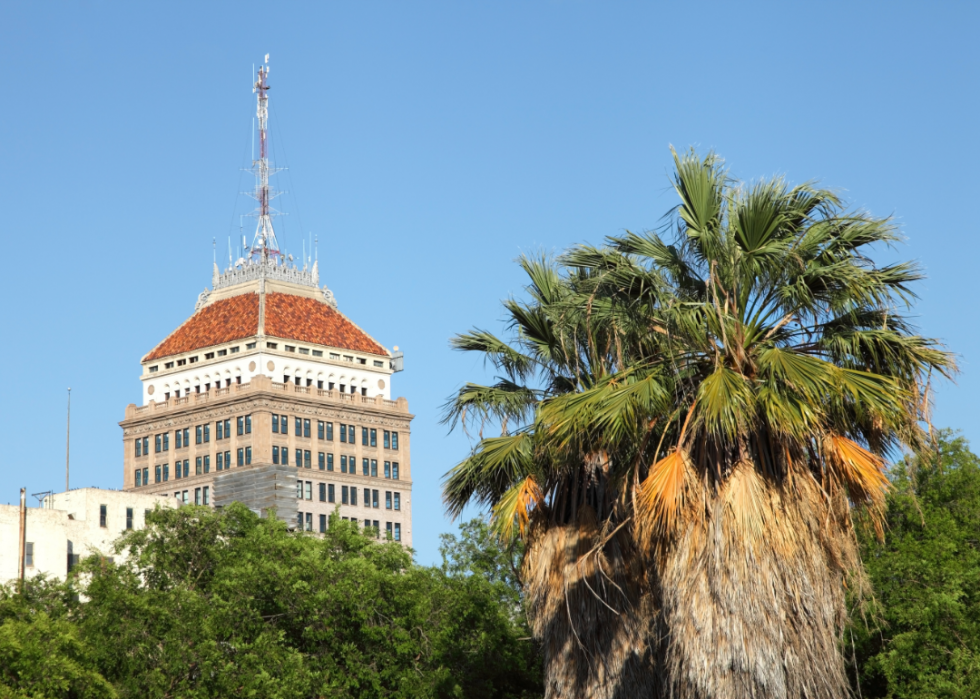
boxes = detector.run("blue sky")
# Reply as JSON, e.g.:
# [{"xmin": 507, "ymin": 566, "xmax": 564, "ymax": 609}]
[{"xmin": 1, "ymin": 1, "xmax": 976, "ymax": 565}]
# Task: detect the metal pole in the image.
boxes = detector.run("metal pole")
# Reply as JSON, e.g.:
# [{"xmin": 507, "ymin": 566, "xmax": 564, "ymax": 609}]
[
  {"xmin": 18, "ymin": 488, "xmax": 26, "ymax": 591},
  {"xmin": 66, "ymin": 388, "xmax": 71, "ymax": 492}
]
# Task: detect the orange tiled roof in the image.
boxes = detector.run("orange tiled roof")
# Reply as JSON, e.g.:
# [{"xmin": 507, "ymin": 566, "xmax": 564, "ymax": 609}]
[
  {"xmin": 265, "ymin": 292, "xmax": 388, "ymax": 356},
  {"xmin": 144, "ymin": 293, "xmax": 260, "ymax": 362}
]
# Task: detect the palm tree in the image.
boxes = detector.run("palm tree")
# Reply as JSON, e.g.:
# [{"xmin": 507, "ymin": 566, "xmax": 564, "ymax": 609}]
[{"xmin": 442, "ymin": 149, "xmax": 954, "ymax": 699}]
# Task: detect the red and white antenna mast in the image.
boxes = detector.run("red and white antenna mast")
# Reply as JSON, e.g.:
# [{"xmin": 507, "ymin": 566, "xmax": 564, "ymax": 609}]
[{"xmin": 249, "ymin": 54, "xmax": 282, "ymax": 261}]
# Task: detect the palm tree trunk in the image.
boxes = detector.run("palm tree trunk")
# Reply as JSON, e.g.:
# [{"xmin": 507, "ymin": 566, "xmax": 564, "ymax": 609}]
[
  {"xmin": 657, "ymin": 468, "xmax": 858, "ymax": 699},
  {"xmin": 523, "ymin": 507, "xmax": 661, "ymax": 699}
]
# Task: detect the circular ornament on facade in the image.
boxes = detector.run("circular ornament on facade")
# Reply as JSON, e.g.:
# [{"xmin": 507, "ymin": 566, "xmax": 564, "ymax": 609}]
[
  {"xmin": 378, "ymin": 379, "xmax": 386, "ymax": 389},
  {"xmin": 267, "ymin": 361, "xmax": 275, "ymax": 371},
  {"xmin": 248, "ymin": 361, "xmax": 257, "ymax": 372},
  {"xmin": 147, "ymin": 385, "xmax": 155, "ymax": 395}
]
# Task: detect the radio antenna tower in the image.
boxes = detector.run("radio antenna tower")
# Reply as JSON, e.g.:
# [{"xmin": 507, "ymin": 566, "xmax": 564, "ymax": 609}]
[{"xmin": 248, "ymin": 54, "xmax": 283, "ymax": 261}]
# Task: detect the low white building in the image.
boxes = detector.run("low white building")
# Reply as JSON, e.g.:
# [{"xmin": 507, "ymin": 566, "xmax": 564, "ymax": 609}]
[{"xmin": 0, "ymin": 488, "xmax": 178, "ymax": 584}]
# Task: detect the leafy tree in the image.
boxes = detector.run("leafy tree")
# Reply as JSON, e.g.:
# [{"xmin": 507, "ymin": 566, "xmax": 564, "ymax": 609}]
[
  {"xmin": 852, "ymin": 430, "xmax": 980, "ymax": 698},
  {"xmin": 442, "ymin": 149, "xmax": 953, "ymax": 698}
]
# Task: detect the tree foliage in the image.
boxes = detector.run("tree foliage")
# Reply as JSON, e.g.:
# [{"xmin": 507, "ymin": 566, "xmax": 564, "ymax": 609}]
[
  {"xmin": 852, "ymin": 430, "xmax": 980, "ymax": 698},
  {"xmin": 0, "ymin": 505, "xmax": 542, "ymax": 699}
]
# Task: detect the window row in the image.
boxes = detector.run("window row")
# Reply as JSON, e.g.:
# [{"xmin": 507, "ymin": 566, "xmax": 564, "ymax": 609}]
[
  {"xmin": 272, "ymin": 416, "xmax": 399, "ymax": 450},
  {"xmin": 162, "ymin": 375, "xmax": 244, "ymax": 400},
  {"xmin": 135, "ymin": 416, "xmax": 252, "ymax": 457},
  {"xmin": 171, "ymin": 486, "xmax": 211, "ymax": 505},
  {"xmin": 96, "ymin": 505, "xmax": 139, "ymax": 531},
  {"xmin": 295, "ymin": 481, "xmax": 402, "ymax": 510},
  {"xmin": 134, "ymin": 447, "xmax": 254, "ymax": 486},
  {"xmin": 273, "ymin": 449, "xmax": 400, "ymax": 479},
  {"xmin": 300, "ymin": 513, "xmax": 401, "ymax": 540}
]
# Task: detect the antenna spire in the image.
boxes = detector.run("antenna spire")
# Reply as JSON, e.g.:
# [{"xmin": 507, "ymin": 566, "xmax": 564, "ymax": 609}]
[{"xmin": 248, "ymin": 55, "xmax": 282, "ymax": 261}]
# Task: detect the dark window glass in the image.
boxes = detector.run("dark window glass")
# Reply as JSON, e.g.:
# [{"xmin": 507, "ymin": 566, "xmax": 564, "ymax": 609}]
[
  {"xmin": 326, "ymin": 422, "xmax": 334, "ymax": 440},
  {"xmin": 100, "ymin": 505, "xmax": 107, "ymax": 527},
  {"xmin": 203, "ymin": 486, "xmax": 209, "ymax": 505},
  {"xmin": 364, "ymin": 488, "xmax": 370, "ymax": 507},
  {"xmin": 272, "ymin": 415, "xmax": 279, "ymax": 433},
  {"xmin": 304, "ymin": 450, "xmax": 311, "ymax": 468},
  {"xmin": 196, "ymin": 426, "xmax": 202, "ymax": 444},
  {"xmin": 143, "ymin": 437, "xmax": 149, "ymax": 454},
  {"xmin": 143, "ymin": 467, "xmax": 149, "ymax": 485},
  {"xmin": 362, "ymin": 458, "xmax": 369, "ymax": 476},
  {"xmin": 386, "ymin": 522, "xmax": 393, "ymax": 539},
  {"xmin": 282, "ymin": 448, "xmax": 288, "ymax": 466},
  {"xmin": 351, "ymin": 487, "xmax": 358, "ymax": 506},
  {"xmin": 196, "ymin": 456, "xmax": 202, "ymax": 475},
  {"xmin": 317, "ymin": 421, "xmax": 324, "ymax": 439},
  {"xmin": 384, "ymin": 461, "xmax": 391, "ymax": 479},
  {"xmin": 163, "ymin": 434, "xmax": 169, "ymax": 451},
  {"xmin": 318, "ymin": 452, "xmax": 325, "ymax": 470},
  {"xmin": 362, "ymin": 427, "xmax": 368, "ymax": 446},
  {"xmin": 371, "ymin": 459, "xmax": 378, "ymax": 477},
  {"xmin": 372, "ymin": 489, "xmax": 379, "ymax": 508},
  {"xmin": 245, "ymin": 446, "xmax": 252, "ymax": 465},
  {"xmin": 163, "ymin": 464, "xmax": 169, "ymax": 481},
  {"xmin": 155, "ymin": 465, "xmax": 161, "ymax": 483},
  {"xmin": 327, "ymin": 453, "xmax": 334, "ymax": 471},
  {"xmin": 126, "ymin": 507, "xmax": 133, "ymax": 530},
  {"xmin": 348, "ymin": 425, "xmax": 355, "ymax": 442},
  {"xmin": 319, "ymin": 514, "xmax": 327, "ymax": 533},
  {"xmin": 392, "ymin": 462, "xmax": 399, "ymax": 480},
  {"xmin": 394, "ymin": 492, "xmax": 401, "ymax": 510},
  {"xmin": 216, "ymin": 452, "xmax": 224, "ymax": 471},
  {"xmin": 304, "ymin": 419, "xmax": 310, "ymax": 438},
  {"xmin": 203, "ymin": 456, "xmax": 210, "ymax": 473},
  {"xmin": 245, "ymin": 415, "xmax": 251, "ymax": 433},
  {"xmin": 394, "ymin": 523, "xmax": 401, "ymax": 542},
  {"xmin": 195, "ymin": 488, "xmax": 201, "ymax": 505},
  {"xmin": 203, "ymin": 425, "xmax": 210, "ymax": 442},
  {"xmin": 392, "ymin": 432, "xmax": 399, "ymax": 450},
  {"xmin": 386, "ymin": 491, "xmax": 392, "ymax": 509},
  {"xmin": 273, "ymin": 446, "xmax": 280, "ymax": 465},
  {"xmin": 295, "ymin": 449, "xmax": 303, "ymax": 468},
  {"xmin": 339, "ymin": 424, "xmax": 347, "ymax": 443},
  {"xmin": 237, "ymin": 448, "xmax": 244, "ymax": 466},
  {"xmin": 340, "ymin": 455, "xmax": 347, "ymax": 474},
  {"xmin": 224, "ymin": 419, "xmax": 231, "ymax": 437},
  {"xmin": 370, "ymin": 429, "xmax": 377, "ymax": 447},
  {"xmin": 176, "ymin": 431, "xmax": 183, "ymax": 449},
  {"xmin": 319, "ymin": 483, "xmax": 326, "ymax": 502},
  {"xmin": 342, "ymin": 485, "xmax": 349, "ymax": 505},
  {"xmin": 135, "ymin": 469, "xmax": 142, "ymax": 487},
  {"xmin": 328, "ymin": 484, "xmax": 335, "ymax": 503},
  {"xmin": 237, "ymin": 416, "xmax": 244, "ymax": 435},
  {"xmin": 155, "ymin": 434, "xmax": 162, "ymax": 453},
  {"xmin": 216, "ymin": 421, "xmax": 224, "ymax": 440},
  {"xmin": 383, "ymin": 431, "xmax": 390, "ymax": 449},
  {"xmin": 295, "ymin": 417, "xmax": 302, "ymax": 436}
]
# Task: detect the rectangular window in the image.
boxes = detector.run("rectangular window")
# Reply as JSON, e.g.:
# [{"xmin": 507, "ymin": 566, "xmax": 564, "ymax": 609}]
[
  {"xmin": 348, "ymin": 425, "xmax": 355, "ymax": 443},
  {"xmin": 297, "ymin": 481, "xmax": 303, "ymax": 499},
  {"xmin": 362, "ymin": 427, "xmax": 369, "ymax": 446},
  {"xmin": 394, "ymin": 492, "xmax": 401, "ymax": 510},
  {"xmin": 383, "ymin": 430, "xmax": 390, "ymax": 449},
  {"xmin": 203, "ymin": 425, "xmax": 210, "ymax": 443},
  {"xmin": 237, "ymin": 448, "xmax": 244, "ymax": 466},
  {"xmin": 175, "ymin": 429, "xmax": 182, "ymax": 449},
  {"xmin": 318, "ymin": 452, "xmax": 325, "ymax": 470},
  {"xmin": 303, "ymin": 419, "xmax": 311, "ymax": 438},
  {"xmin": 155, "ymin": 434, "xmax": 162, "ymax": 453},
  {"xmin": 203, "ymin": 486, "xmax": 209, "ymax": 505},
  {"xmin": 196, "ymin": 456, "xmax": 202, "ymax": 475},
  {"xmin": 317, "ymin": 421, "xmax": 325, "ymax": 439},
  {"xmin": 296, "ymin": 449, "xmax": 303, "ymax": 468},
  {"xmin": 185, "ymin": 459, "xmax": 192, "ymax": 477},
  {"xmin": 282, "ymin": 448, "xmax": 289, "ymax": 466},
  {"xmin": 295, "ymin": 417, "xmax": 302, "ymax": 437},
  {"xmin": 305, "ymin": 512, "xmax": 313, "ymax": 531},
  {"xmin": 319, "ymin": 514, "xmax": 327, "ymax": 533},
  {"xmin": 305, "ymin": 481, "xmax": 312, "ymax": 500},
  {"xmin": 328, "ymin": 483, "xmax": 335, "ymax": 503},
  {"xmin": 342, "ymin": 485, "xmax": 349, "ymax": 505},
  {"xmin": 163, "ymin": 464, "xmax": 170, "ymax": 481},
  {"xmin": 351, "ymin": 487, "xmax": 358, "ymax": 506},
  {"xmin": 142, "ymin": 436, "xmax": 149, "ymax": 455},
  {"xmin": 245, "ymin": 446, "xmax": 252, "ymax": 465},
  {"xmin": 384, "ymin": 461, "xmax": 391, "ymax": 479},
  {"xmin": 299, "ymin": 347, "xmax": 309, "ymax": 355},
  {"xmin": 327, "ymin": 453, "xmax": 334, "ymax": 471},
  {"xmin": 100, "ymin": 504, "xmax": 108, "ymax": 527},
  {"xmin": 272, "ymin": 415, "xmax": 279, "ymax": 433},
  {"xmin": 245, "ymin": 415, "xmax": 251, "ymax": 433},
  {"xmin": 371, "ymin": 459, "xmax": 378, "ymax": 477},
  {"xmin": 364, "ymin": 518, "xmax": 372, "ymax": 530},
  {"xmin": 304, "ymin": 450, "xmax": 311, "ymax": 469},
  {"xmin": 372, "ymin": 489, "xmax": 379, "ymax": 509},
  {"xmin": 339, "ymin": 424, "xmax": 347, "ymax": 443},
  {"xmin": 175, "ymin": 461, "xmax": 182, "ymax": 480},
  {"xmin": 135, "ymin": 469, "xmax": 142, "ymax": 487},
  {"xmin": 340, "ymin": 455, "xmax": 348, "ymax": 474},
  {"xmin": 273, "ymin": 446, "xmax": 280, "ymax": 465},
  {"xmin": 394, "ymin": 523, "xmax": 401, "ymax": 542},
  {"xmin": 163, "ymin": 434, "xmax": 169, "ymax": 451},
  {"xmin": 135, "ymin": 438, "xmax": 142, "ymax": 457},
  {"xmin": 363, "ymin": 487, "xmax": 370, "ymax": 507},
  {"xmin": 386, "ymin": 521, "xmax": 393, "ymax": 539},
  {"xmin": 386, "ymin": 491, "xmax": 392, "ymax": 510},
  {"xmin": 126, "ymin": 507, "xmax": 134, "ymax": 530},
  {"xmin": 203, "ymin": 456, "xmax": 210, "ymax": 474},
  {"xmin": 25, "ymin": 542, "xmax": 33, "ymax": 567},
  {"xmin": 216, "ymin": 420, "xmax": 224, "ymax": 440},
  {"xmin": 370, "ymin": 429, "xmax": 377, "ymax": 447},
  {"xmin": 216, "ymin": 452, "xmax": 224, "ymax": 471},
  {"xmin": 196, "ymin": 425, "xmax": 202, "ymax": 444},
  {"xmin": 182, "ymin": 428, "xmax": 189, "ymax": 446},
  {"xmin": 326, "ymin": 422, "xmax": 334, "ymax": 440},
  {"xmin": 155, "ymin": 465, "xmax": 161, "ymax": 483},
  {"xmin": 362, "ymin": 458, "xmax": 369, "ymax": 476},
  {"xmin": 392, "ymin": 432, "xmax": 399, "ymax": 450},
  {"xmin": 143, "ymin": 467, "xmax": 149, "ymax": 486},
  {"xmin": 194, "ymin": 488, "xmax": 201, "ymax": 505},
  {"xmin": 319, "ymin": 483, "xmax": 326, "ymax": 502},
  {"xmin": 392, "ymin": 462, "xmax": 399, "ymax": 480}
]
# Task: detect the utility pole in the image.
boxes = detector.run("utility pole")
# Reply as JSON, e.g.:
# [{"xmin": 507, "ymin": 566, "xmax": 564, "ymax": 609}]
[
  {"xmin": 65, "ymin": 388, "xmax": 71, "ymax": 492},
  {"xmin": 17, "ymin": 488, "xmax": 26, "ymax": 591}
]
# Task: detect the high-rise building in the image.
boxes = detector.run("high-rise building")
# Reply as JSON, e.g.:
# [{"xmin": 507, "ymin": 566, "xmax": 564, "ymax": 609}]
[{"xmin": 119, "ymin": 58, "xmax": 412, "ymax": 545}]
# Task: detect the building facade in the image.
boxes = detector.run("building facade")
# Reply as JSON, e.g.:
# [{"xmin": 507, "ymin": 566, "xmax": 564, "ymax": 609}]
[{"xmin": 0, "ymin": 488, "xmax": 178, "ymax": 582}]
